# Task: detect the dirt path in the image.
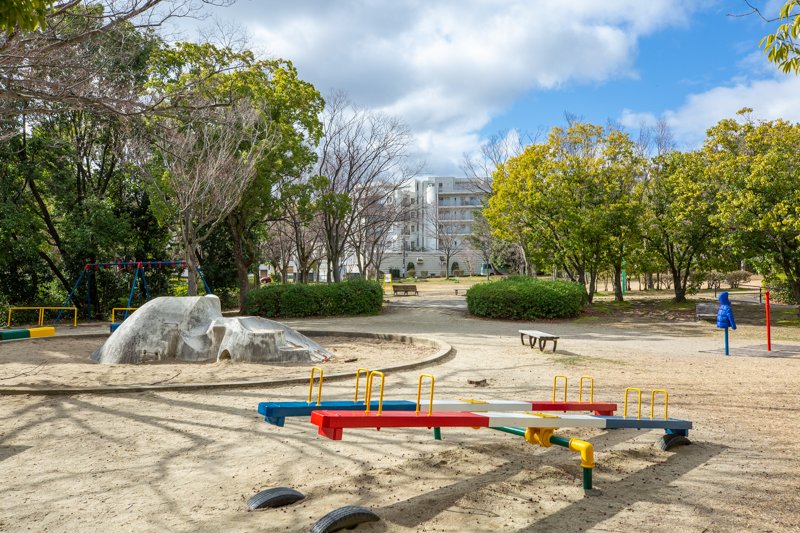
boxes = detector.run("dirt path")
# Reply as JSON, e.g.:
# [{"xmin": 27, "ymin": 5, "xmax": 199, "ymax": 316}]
[{"xmin": 1, "ymin": 304, "xmax": 799, "ymax": 531}]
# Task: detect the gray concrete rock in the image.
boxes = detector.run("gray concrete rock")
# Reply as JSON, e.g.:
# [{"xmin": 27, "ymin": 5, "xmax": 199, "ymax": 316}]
[{"xmin": 91, "ymin": 295, "xmax": 332, "ymax": 364}]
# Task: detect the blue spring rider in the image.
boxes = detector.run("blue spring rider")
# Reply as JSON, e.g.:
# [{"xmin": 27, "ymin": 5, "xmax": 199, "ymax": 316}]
[{"xmin": 716, "ymin": 291, "xmax": 737, "ymax": 356}]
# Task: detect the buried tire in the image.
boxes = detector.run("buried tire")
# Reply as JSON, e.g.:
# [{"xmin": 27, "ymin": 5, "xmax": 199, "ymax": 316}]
[
  {"xmin": 657, "ymin": 433, "xmax": 691, "ymax": 451},
  {"xmin": 310, "ymin": 505, "xmax": 380, "ymax": 533},
  {"xmin": 246, "ymin": 487, "xmax": 305, "ymax": 510}
]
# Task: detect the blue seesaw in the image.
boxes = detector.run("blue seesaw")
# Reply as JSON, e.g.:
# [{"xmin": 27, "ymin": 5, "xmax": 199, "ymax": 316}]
[
  {"xmin": 258, "ymin": 369, "xmax": 621, "ymax": 427},
  {"xmin": 258, "ymin": 369, "xmax": 693, "ymax": 491}
]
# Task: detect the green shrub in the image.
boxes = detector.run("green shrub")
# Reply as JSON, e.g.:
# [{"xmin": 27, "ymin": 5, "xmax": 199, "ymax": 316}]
[
  {"xmin": 466, "ymin": 276, "xmax": 586, "ymax": 320},
  {"xmin": 243, "ymin": 279, "xmax": 383, "ymax": 318},
  {"xmin": 764, "ymin": 274, "xmax": 798, "ymax": 305},
  {"xmin": 705, "ymin": 271, "xmax": 724, "ymax": 290},
  {"xmin": 725, "ymin": 270, "xmax": 752, "ymax": 288}
]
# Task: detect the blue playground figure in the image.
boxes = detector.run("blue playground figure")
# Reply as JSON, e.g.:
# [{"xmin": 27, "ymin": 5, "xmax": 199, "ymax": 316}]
[{"xmin": 716, "ymin": 291, "xmax": 737, "ymax": 356}]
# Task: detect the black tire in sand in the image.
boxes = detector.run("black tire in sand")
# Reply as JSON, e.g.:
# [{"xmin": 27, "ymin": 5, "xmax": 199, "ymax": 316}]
[
  {"xmin": 657, "ymin": 433, "xmax": 691, "ymax": 451},
  {"xmin": 246, "ymin": 487, "xmax": 305, "ymax": 510},
  {"xmin": 310, "ymin": 505, "xmax": 380, "ymax": 532}
]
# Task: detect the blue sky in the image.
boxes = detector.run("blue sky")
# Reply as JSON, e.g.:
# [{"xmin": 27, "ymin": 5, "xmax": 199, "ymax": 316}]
[
  {"xmin": 485, "ymin": 2, "xmax": 783, "ymax": 148},
  {"xmin": 178, "ymin": 0, "xmax": 800, "ymax": 174}
]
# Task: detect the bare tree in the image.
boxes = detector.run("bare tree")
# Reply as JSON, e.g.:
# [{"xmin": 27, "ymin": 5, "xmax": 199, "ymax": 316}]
[
  {"xmin": 424, "ymin": 206, "xmax": 465, "ymax": 279},
  {"xmin": 316, "ymin": 92, "xmax": 416, "ymax": 282},
  {"xmin": 261, "ymin": 219, "xmax": 296, "ymax": 284},
  {"xmin": 283, "ymin": 197, "xmax": 325, "ymax": 283},
  {"xmin": 347, "ymin": 186, "xmax": 407, "ymax": 279},
  {"xmin": 134, "ymin": 102, "xmax": 273, "ymax": 294},
  {"xmin": 460, "ymin": 129, "xmax": 541, "ymax": 198},
  {"xmin": 468, "ymin": 210, "xmax": 495, "ymax": 278},
  {"xmin": 636, "ymin": 118, "xmax": 676, "ymax": 158},
  {"xmin": 654, "ymin": 118, "xmax": 676, "ymax": 156},
  {"xmin": 0, "ymin": 1, "xmax": 235, "ymax": 127}
]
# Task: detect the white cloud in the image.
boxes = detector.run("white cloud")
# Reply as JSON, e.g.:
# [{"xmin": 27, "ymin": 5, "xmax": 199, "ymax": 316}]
[
  {"xmin": 215, "ymin": 1, "xmax": 696, "ymax": 174},
  {"xmin": 620, "ymin": 109, "xmax": 659, "ymax": 129},
  {"xmin": 624, "ymin": 76, "xmax": 800, "ymax": 149}
]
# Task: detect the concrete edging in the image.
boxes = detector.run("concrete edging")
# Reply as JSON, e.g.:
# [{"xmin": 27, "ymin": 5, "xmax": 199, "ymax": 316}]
[{"xmin": 0, "ymin": 330, "xmax": 455, "ymax": 396}]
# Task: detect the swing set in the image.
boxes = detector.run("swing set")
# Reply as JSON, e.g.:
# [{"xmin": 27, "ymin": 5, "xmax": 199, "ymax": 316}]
[{"xmin": 55, "ymin": 260, "xmax": 211, "ymax": 326}]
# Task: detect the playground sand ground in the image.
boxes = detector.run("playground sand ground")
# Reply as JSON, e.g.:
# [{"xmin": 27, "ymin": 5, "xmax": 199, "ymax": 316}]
[
  {"xmin": 2, "ymin": 302, "xmax": 800, "ymax": 532},
  {"xmin": 0, "ymin": 335, "xmax": 439, "ymax": 388}
]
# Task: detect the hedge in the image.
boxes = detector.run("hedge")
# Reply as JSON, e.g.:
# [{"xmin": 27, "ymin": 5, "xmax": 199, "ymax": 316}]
[
  {"xmin": 466, "ymin": 276, "xmax": 587, "ymax": 320},
  {"xmin": 243, "ymin": 279, "xmax": 383, "ymax": 318}
]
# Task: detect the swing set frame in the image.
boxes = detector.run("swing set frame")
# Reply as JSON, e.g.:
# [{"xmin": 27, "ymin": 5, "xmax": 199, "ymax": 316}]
[{"xmin": 56, "ymin": 260, "xmax": 211, "ymax": 325}]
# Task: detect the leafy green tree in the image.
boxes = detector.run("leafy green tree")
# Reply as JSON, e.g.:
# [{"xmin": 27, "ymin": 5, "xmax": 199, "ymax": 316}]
[
  {"xmin": 484, "ymin": 142, "xmax": 550, "ymax": 276},
  {"xmin": 760, "ymin": 0, "xmax": 800, "ymax": 74},
  {"xmin": 0, "ymin": 6, "xmax": 169, "ymax": 312},
  {"xmin": 143, "ymin": 41, "xmax": 322, "ymax": 302},
  {"xmin": 0, "ymin": 0, "xmax": 54, "ymax": 32},
  {"xmin": 225, "ymin": 60, "xmax": 323, "ymax": 307},
  {"xmin": 640, "ymin": 151, "xmax": 719, "ymax": 302},
  {"xmin": 0, "ymin": 108, "xmax": 171, "ymax": 313},
  {"xmin": 705, "ymin": 111, "xmax": 800, "ymax": 305},
  {"xmin": 0, "ymin": 124, "xmax": 50, "ymax": 305},
  {"xmin": 597, "ymin": 129, "xmax": 645, "ymax": 301},
  {"xmin": 486, "ymin": 123, "xmax": 642, "ymax": 302},
  {"xmin": 139, "ymin": 42, "xmax": 282, "ymax": 295}
]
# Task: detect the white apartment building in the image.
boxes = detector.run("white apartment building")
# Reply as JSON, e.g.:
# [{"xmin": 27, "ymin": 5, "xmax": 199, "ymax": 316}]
[{"xmin": 381, "ymin": 176, "xmax": 488, "ymax": 276}]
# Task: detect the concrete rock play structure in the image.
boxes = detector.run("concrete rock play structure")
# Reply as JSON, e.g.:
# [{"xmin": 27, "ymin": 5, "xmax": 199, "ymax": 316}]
[{"xmin": 91, "ymin": 295, "xmax": 332, "ymax": 364}]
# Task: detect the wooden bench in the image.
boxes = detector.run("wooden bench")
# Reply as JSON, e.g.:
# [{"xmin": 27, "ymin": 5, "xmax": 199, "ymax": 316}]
[
  {"xmin": 519, "ymin": 329, "xmax": 559, "ymax": 352},
  {"xmin": 392, "ymin": 284, "xmax": 418, "ymax": 296}
]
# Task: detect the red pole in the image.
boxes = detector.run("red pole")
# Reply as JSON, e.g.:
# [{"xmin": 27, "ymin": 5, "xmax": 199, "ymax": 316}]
[{"xmin": 765, "ymin": 290, "xmax": 771, "ymax": 352}]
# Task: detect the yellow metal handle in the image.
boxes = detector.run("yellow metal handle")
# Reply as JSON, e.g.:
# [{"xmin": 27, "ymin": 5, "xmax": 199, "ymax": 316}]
[
  {"xmin": 650, "ymin": 389, "xmax": 669, "ymax": 420},
  {"xmin": 307, "ymin": 367, "xmax": 324, "ymax": 405},
  {"xmin": 416, "ymin": 373, "xmax": 436, "ymax": 416},
  {"xmin": 623, "ymin": 387, "xmax": 642, "ymax": 419},
  {"xmin": 579, "ymin": 376, "xmax": 594, "ymax": 403},
  {"xmin": 7, "ymin": 306, "xmax": 79, "ymax": 328},
  {"xmin": 457, "ymin": 398, "xmax": 488, "ymax": 405},
  {"xmin": 553, "ymin": 375, "xmax": 568, "ymax": 402},
  {"xmin": 353, "ymin": 368, "xmax": 370, "ymax": 403},
  {"xmin": 364, "ymin": 371, "xmax": 386, "ymax": 415},
  {"xmin": 111, "ymin": 307, "xmax": 139, "ymax": 323}
]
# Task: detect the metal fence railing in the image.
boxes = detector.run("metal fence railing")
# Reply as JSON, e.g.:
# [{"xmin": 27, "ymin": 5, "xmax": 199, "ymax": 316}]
[{"xmin": 713, "ymin": 284, "xmax": 764, "ymax": 303}]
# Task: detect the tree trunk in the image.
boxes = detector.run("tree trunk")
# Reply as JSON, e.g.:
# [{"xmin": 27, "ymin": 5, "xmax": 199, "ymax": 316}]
[
  {"xmin": 228, "ymin": 216, "xmax": 251, "ymax": 311},
  {"xmin": 183, "ymin": 215, "xmax": 198, "ymax": 296},
  {"xmin": 187, "ymin": 255, "xmax": 198, "ymax": 295},
  {"xmin": 331, "ymin": 251, "xmax": 342, "ymax": 282},
  {"xmin": 89, "ymin": 258, "xmax": 101, "ymax": 318},
  {"xmin": 613, "ymin": 261, "xmax": 624, "ymax": 302},
  {"xmin": 671, "ymin": 268, "xmax": 685, "ymax": 302},
  {"xmin": 788, "ymin": 277, "xmax": 800, "ymax": 315}
]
